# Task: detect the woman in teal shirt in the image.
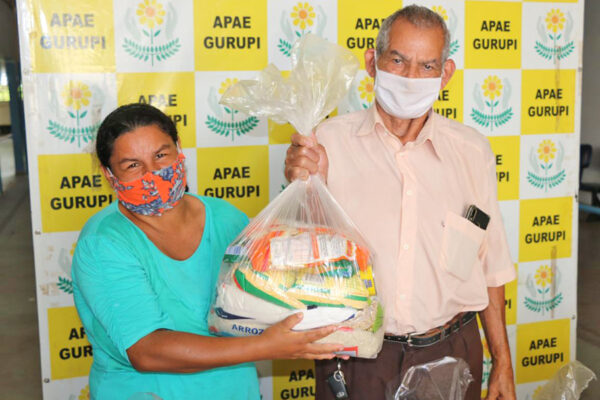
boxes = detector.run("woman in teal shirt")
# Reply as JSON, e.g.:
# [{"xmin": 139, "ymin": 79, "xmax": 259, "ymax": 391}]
[{"xmin": 72, "ymin": 104, "xmax": 342, "ymax": 400}]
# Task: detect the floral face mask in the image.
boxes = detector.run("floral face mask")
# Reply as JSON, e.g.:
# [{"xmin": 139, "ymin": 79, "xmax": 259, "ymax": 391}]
[{"xmin": 107, "ymin": 152, "xmax": 187, "ymax": 216}]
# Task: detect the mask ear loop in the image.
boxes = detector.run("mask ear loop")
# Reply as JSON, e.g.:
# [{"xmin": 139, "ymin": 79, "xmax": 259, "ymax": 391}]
[
  {"xmin": 104, "ymin": 167, "xmax": 120, "ymax": 189},
  {"xmin": 373, "ymin": 52, "xmax": 378, "ymax": 72}
]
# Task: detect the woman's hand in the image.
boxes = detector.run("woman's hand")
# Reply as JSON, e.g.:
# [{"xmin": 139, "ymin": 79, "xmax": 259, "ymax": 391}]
[
  {"xmin": 127, "ymin": 313, "xmax": 347, "ymax": 373},
  {"xmin": 258, "ymin": 313, "xmax": 346, "ymax": 360}
]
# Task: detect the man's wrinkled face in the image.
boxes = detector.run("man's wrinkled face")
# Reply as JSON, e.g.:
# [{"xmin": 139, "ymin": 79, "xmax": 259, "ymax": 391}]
[{"xmin": 377, "ymin": 18, "xmax": 446, "ymax": 79}]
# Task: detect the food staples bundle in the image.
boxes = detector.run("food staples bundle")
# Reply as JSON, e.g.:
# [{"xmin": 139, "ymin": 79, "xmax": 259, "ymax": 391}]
[{"xmin": 209, "ymin": 224, "xmax": 384, "ymax": 358}]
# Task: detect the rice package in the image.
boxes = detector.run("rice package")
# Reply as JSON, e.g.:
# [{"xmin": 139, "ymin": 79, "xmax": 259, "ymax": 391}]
[{"xmin": 207, "ymin": 34, "xmax": 384, "ymax": 358}]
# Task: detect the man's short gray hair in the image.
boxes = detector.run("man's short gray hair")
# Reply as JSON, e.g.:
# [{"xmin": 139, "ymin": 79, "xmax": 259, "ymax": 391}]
[{"xmin": 376, "ymin": 5, "xmax": 451, "ymax": 62}]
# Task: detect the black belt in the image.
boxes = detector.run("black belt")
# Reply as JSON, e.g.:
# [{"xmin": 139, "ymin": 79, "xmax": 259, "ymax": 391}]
[{"xmin": 384, "ymin": 311, "xmax": 477, "ymax": 347}]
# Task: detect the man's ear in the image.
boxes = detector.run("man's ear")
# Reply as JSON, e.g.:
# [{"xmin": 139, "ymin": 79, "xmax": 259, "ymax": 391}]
[
  {"xmin": 365, "ymin": 48, "xmax": 376, "ymax": 78},
  {"xmin": 440, "ymin": 58, "xmax": 456, "ymax": 90}
]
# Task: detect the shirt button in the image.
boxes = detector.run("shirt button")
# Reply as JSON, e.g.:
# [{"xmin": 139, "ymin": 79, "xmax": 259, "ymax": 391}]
[
  {"xmin": 399, "ymin": 294, "xmax": 406, "ymax": 300},
  {"xmin": 403, "ymin": 244, "xmax": 410, "ymax": 250},
  {"xmin": 407, "ymin": 189, "xmax": 413, "ymax": 196}
]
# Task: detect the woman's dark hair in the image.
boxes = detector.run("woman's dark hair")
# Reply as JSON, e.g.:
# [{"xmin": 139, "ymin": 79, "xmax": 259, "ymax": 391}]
[{"xmin": 96, "ymin": 103, "xmax": 178, "ymax": 168}]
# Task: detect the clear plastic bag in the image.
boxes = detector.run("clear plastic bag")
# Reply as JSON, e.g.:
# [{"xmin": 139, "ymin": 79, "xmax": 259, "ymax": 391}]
[
  {"xmin": 385, "ymin": 357, "xmax": 474, "ymax": 400},
  {"xmin": 219, "ymin": 33, "xmax": 359, "ymax": 136},
  {"xmin": 207, "ymin": 35, "xmax": 384, "ymax": 358},
  {"xmin": 532, "ymin": 361, "xmax": 597, "ymax": 400}
]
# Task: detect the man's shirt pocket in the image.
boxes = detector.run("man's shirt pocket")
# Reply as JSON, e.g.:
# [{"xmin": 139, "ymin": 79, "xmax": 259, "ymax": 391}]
[{"xmin": 440, "ymin": 211, "xmax": 486, "ymax": 281}]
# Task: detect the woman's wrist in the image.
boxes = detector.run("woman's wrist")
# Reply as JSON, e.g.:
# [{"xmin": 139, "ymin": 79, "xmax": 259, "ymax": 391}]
[{"xmin": 244, "ymin": 333, "xmax": 273, "ymax": 362}]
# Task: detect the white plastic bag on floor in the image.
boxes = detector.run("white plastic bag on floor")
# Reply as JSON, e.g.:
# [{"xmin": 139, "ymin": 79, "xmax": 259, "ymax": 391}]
[
  {"xmin": 532, "ymin": 361, "xmax": 597, "ymax": 400},
  {"xmin": 385, "ymin": 357, "xmax": 474, "ymax": 400},
  {"xmin": 207, "ymin": 34, "xmax": 384, "ymax": 358}
]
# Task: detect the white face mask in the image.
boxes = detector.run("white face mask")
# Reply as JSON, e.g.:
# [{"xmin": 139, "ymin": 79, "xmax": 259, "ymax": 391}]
[{"xmin": 374, "ymin": 64, "xmax": 442, "ymax": 120}]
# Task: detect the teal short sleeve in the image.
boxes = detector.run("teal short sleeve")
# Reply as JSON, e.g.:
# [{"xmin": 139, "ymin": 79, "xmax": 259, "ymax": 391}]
[{"xmin": 72, "ymin": 236, "xmax": 175, "ymax": 362}]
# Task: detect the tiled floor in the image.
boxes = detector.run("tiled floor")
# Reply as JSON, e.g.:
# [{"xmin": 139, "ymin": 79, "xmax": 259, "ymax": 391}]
[{"xmin": 0, "ymin": 138, "xmax": 598, "ymax": 399}]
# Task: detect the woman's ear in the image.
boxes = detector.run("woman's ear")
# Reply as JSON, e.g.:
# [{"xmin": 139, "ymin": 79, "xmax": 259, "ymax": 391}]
[{"xmin": 101, "ymin": 165, "xmax": 115, "ymax": 187}]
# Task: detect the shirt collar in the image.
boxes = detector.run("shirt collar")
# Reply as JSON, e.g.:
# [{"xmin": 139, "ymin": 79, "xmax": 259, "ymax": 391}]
[{"xmin": 356, "ymin": 105, "xmax": 446, "ymax": 161}]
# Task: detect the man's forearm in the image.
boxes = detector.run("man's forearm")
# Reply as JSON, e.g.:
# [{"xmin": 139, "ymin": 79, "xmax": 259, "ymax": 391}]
[
  {"xmin": 480, "ymin": 285, "xmax": 516, "ymax": 399},
  {"xmin": 479, "ymin": 286, "xmax": 511, "ymax": 365}
]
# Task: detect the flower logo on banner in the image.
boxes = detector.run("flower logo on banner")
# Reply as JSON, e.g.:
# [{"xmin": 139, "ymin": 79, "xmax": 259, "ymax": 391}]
[
  {"xmin": 432, "ymin": 5, "xmax": 447, "ymax": 20},
  {"xmin": 291, "ymin": 3, "xmax": 315, "ymax": 30},
  {"xmin": 527, "ymin": 139, "xmax": 566, "ymax": 191},
  {"xmin": 358, "ymin": 76, "xmax": 375, "ymax": 107},
  {"xmin": 346, "ymin": 75, "xmax": 375, "ymax": 112},
  {"xmin": 481, "ymin": 337, "xmax": 493, "ymax": 390},
  {"xmin": 546, "ymin": 9, "xmax": 566, "ymax": 33},
  {"xmin": 62, "ymin": 81, "xmax": 91, "ymax": 111},
  {"xmin": 78, "ymin": 385, "xmax": 90, "ymax": 400},
  {"xmin": 137, "ymin": 0, "xmax": 165, "ymax": 29},
  {"xmin": 123, "ymin": 0, "xmax": 181, "ymax": 66},
  {"xmin": 535, "ymin": 265, "xmax": 553, "ymax": 287},
  {"xmin": 47, "ymin": 81, "xmax": 101, "ymax": 147},
  {"xmin": 205, "ymin": 78, "xmax": 259, "ymax": 141},
  {"xmin": 535, "ymin": 8, "xmax": 574, "ymax": 62},
  {"xmin": 538, "ymin": 139, "xmax": 557, "ymax": 163},
  {"xmin": 431, "ymin": 5, "xmax": 459, "ymax": 57},
  {"xmin": 523, "ymin": 386, "xmax": 546, "ymax": 400},
  {"xmin": 278, "ymin": 2, "xmax": 327, "ymax": 57},
  {"xmin": 67, "ymin": 384, "xmax": 90, "ymax": 400},
  {"xmin": 524, "ymin": 265, "xmax": 563, "ymax": 315},
  {"xmin": 470, "ymin": 75, "xmax": 513, "ymax": 131},
  {"xmin": 482, "ymin": 75, "xmax": 502, "ymax": 100},
  {"xmin": 56, "ymin": 241, "xmax": 77, "ymax": 295}
]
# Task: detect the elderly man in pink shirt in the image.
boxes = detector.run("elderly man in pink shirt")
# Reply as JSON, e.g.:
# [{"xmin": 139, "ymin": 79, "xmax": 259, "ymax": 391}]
[{"xmin": 285, "ymin": 5, "xmax": 517, "ymax": 400}]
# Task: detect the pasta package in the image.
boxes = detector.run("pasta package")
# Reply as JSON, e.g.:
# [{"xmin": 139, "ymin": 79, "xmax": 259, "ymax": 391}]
[{"xmin": 207, "ymin": 34, "xmax": 383, "ymax": 358}]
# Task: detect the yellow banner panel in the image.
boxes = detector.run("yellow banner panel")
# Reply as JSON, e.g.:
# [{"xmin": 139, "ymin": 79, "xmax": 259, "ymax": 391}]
[
  {"xmin": 337, "ymin": 0, "xmax": 402, "ymax": 69},
  {"xmin": 505, "ymin": 264, "xmax": 518, "ymax": 325},
  {"xmin": 197, "ymin": 146, "xmax": 269, "ymax": 217},
  {"xmin": 117, "ymin": 72, "xmax": 196, "ymax": 148},
  {"xmin": 268, "ymin": 120, "xmax": 297, "ymax": 146},
  {"xmin": 516, "ymin": 319, "xmax": 570, "ymax": 384},
  {"xmin": 48, "ymin": 306, "xmax": 93, "ymax": 380},
  {"xmin": 28, "ymin": 0, "xmax": 115, "ymax": 73},
  {"xmin": 39, "ymin": 154, "xmax": 114, "ymax": 233},
  {"xmin": 434, "ymin": 69, "xmax": 464, "ymax": 123},
  {"xmin": 521, "ymin": 70, "xmax": 576, "ymax": 135},
  {"xmin": 519, "ymin": 197, "xmax": 572, "ymax": 262},
  {"xmin": 488, "ymin": 136, "xmax": 520, "ymax": 201},
  {"xmin": 465, "ymin": 1, "xmax": 521, "ymax": 69},
  {"xmin": 194, "ymin": 0, "xmax": 267, "ymax": 71},
  {"xmin": 272, "ymin": 359, "xmax": 316, "ymax": 400}
]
